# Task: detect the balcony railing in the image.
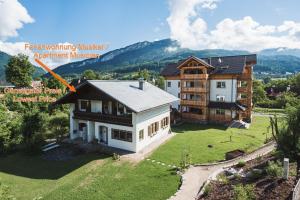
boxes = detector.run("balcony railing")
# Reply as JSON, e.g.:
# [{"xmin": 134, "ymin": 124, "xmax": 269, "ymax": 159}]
[
  {"xmin": 237, "ymin": 87, "xmax": 248, "ymax": 93},
  {"xmin": 73, "ymin": 111, "xmax": 132, "ymax": 126},
  {"xmin": 181, "ymin": 87, "xmax": 208, "ymax": 93},
  {"xmin": 181, "ymin": 99, "xmax": 207, "ymax": 106},
  {"xmin": 237, "ymin": 99, "xmax": 248, "ymax": 106},
  {"xmin": 182, "ymin": 112, "xmax": 207, "ymax": 121},
  {"xmin": 181, "ymin": 74, "xmax": 209, "ymax": 79}
]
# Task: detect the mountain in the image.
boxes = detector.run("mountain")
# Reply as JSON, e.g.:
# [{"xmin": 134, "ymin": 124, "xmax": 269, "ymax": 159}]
[
  {"xmin": 50, "ymin": 39, "xmax": 300, "ymax": 77},
  {"xmin": 0, "ymin": 51, "xmax": 45, "ymax": 84},
  {"xmin": 259, "ymin": 48, "xmax": 300, "ymax": 58},
  {"xmin": 51, "ymin": 39, "xmax": 249, "ymax": 76}
]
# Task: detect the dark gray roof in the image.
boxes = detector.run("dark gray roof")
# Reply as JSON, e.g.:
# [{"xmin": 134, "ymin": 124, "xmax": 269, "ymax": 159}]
[
  {"xmin": 208, "ymin": 102, "xmax": 246, "ymax": 111},
  {"xmin": 55, "ymin": 80, "xmax": 179, "ymax": 113},
  {"xmin": 161, "ymin": 54, "xmax": 257, "ymax": 76}
]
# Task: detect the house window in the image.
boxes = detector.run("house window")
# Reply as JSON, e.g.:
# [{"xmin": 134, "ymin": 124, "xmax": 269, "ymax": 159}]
[
  {"xmin": 79, "ymin": 100, "xmax": 89, "ymax": 111},
  {"xmin": 167, "ymin": 81, "xmax": 171, "ymax": 87},
  {"xmin": 216, "ymin": 81, "xmax": 226, "ymax": 88},
  {"xmin": 148, "ymin": 121, "xmax": 159, "ymax": 137},
  {"xmin": 139, "ymin": 130, "xmax": 144, "ymax": 141},
  {"xmin": 178, "ymin": 93, "xmax": 180, "ymax": 98},
  {"xmin": 161, "ymin": 117, "xmax": 169, "ymax": 129},
  {"xmin": 111, "ymin": 129, "xmax": 132, "ymax": 142},
  {"xmin": 216, "ymin": 109, "xmax": 225, "ymax": 115},
  {"xmin": 190, "ymin": 107, "xmax": 203, "ymax": 115},
  {"xmin": 216, "ymin": 95, "xmax": 225, "ymax": 102},
  {"xmin": 117, "ymin": 103, "xmax": 125, "ymax": 115},
  {"xmin": 178, "ymin": 81, "xmax": 180, "ymax": 88}
]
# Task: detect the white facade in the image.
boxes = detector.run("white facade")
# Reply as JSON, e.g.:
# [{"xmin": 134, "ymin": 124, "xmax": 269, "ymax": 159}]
[
  {"xmin": 69, "ymin": 103, "xmax": 171, "ymax": 152},
  {"xmin": 165, "ymin": 79, "xmax": 180, "ymax": 110},
  {"xmin": 210, "ymin": 79, "xmax": 237, "ymax": 102}
]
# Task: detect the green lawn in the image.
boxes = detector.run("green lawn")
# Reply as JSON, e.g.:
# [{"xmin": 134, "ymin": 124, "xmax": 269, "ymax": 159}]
[
  {"xmin": 0, "ymin": 116, "xmax": 270, "ymax": 199},
  {"xmin": 0, "ymin": 153, "xmax": 179, "ymax": 200},
  {"xmin": 150, "ymin": 116, "xmax": 271, "ymax": 165}
]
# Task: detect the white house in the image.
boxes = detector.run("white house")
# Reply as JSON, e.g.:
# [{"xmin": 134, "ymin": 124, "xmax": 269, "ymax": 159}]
[{"xmin": 54, "ymin": 79, "xmax": 178, "ymax": 152}]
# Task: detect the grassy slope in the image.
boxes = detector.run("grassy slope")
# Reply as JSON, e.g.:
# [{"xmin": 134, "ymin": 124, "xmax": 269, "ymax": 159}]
[
  {"xmin": 0, "ymin": 154, "xmax": 179, "ymax": 200},
  {"xmin": 150, "ymin": 116, "xmax": 270, "ymax": 165}
]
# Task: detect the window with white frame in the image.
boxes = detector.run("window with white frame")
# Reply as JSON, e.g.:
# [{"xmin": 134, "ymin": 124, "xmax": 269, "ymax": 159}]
[
  {"xmin": 79, "ymin": 100, "xmax": 89, "ymax": 111},
  {"xmin": 216, "ymin": 81, "xmax": 226, "ymax": 88},
  {"xmin": 167, "ymin": 81, "xmax": 171, "ymax": 87},
  {"xmin": 139, "ymin": 129, "xmax": 144, "ymax": 141},
  {"xmin": 216, "ymin": 95, "xmax": 225, "ymax": 102}
]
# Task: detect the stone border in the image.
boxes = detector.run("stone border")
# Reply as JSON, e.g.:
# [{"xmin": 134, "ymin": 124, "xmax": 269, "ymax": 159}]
[
  {"xmin": 293, "ymin": 178, "xmax": 300, "ymax": 200},
  {"xmin": 193, "ymin": 141, "xmax": 275, "ymax": 167}
]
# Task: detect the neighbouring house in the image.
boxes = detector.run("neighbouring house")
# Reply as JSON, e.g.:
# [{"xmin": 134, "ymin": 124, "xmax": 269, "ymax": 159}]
[
  {"xmin": 53, "ymin": 79, "xmax": 178, "ymax": 152},
  {"xmin": 161, "ymin": 54, "xmax": 257, "ymax": 124}
]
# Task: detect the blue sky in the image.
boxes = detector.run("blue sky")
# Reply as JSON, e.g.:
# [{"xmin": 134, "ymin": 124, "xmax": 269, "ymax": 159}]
[
  {"xmin": 1, "ymin": 0, "xmax": 300, "ymax": 67},
  {"xmin": 7, "ymin": 0, "xmax": 300, "ymax": 51}
]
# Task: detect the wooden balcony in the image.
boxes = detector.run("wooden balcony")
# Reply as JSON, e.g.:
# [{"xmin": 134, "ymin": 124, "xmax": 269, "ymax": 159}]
[
  {"xmin": 209, "ymin": 114, "xmax": 232, "ymax": 122},
  {"xmin": 182, "ymin": 112, "xmax": 207, "ymax": 121},
  {"xmin": 181, "ymin": 99, "xmax": 207, "ymax": 106},
  {"xmin": 237, "ymin": 99, "xmax": 248, "ymax": 106},
  {"xmin": 181, "ymin": 87, "xmax": 208, "ymax": 93},
  {"xmin": 73, "ymin": 111, "xmax": 132, "ymax": 127},
  {"xmin": 237, "ymin": 87, "xmax": 248, "ymax": 93},
  {"xmin": 181, "ymin": 74, "xmax": 209, "ymax": 79}
]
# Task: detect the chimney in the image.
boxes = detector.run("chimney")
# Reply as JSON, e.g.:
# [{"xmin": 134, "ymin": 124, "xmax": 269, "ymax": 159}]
[{"xmin": 138, "ymin": 78, "xmax": 145, "ymax": 90}]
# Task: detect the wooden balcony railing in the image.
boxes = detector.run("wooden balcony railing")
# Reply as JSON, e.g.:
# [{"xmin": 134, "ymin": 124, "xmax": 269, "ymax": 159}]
[
  {"xmin": 209, "ymin": 114, "xmax": 232, "ymax": 122},
  {"xmin": 237, "ymin": 99, "xmax": 248, "ymax": 106},
  {"xmin": 181, "ymin": 87, "xmax": 208, "ymax": 93},
  {"xmin": 182, "ymin": 112, "xmax": 207, "ymax": 121},
  {"xmin": 181, "ymin": 99, "xmax": 207, "ymax": 106},
  {"xmin": 181, "ymin": 74, "xmax": 209, "ymax": 79},
  {"xmin": 73, "ymin": 111, "xmax": 132, "ymax": 126},
  {"xmin": 237, "ymin": 87, "xmax": 248, "ymax": 93}
]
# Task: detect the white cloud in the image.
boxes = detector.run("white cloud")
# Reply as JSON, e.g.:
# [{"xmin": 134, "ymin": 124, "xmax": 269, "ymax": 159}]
[
  {"xmin": 167, "ymin": 0, "xmax": 300, "ymax": 51},
  {"xmin": 0, "ymin": 0, "xmax": 34, "ymax": 40}
]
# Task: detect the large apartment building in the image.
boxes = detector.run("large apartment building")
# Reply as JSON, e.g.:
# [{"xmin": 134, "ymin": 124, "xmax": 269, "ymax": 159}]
[{"xmin": 161, "ymin": 55, "xmax": 257, "ymax": 124}]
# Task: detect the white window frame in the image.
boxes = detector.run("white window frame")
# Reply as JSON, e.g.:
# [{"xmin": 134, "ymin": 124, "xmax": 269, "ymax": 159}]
[
  {"xmin": 216, "ymin": 95, "xmax": 225, "ymax": 102},
  {"xmin": 216, "ymin": 81, "xmax": 226, "ymax": 88},
  {"xmin": 79, "ymin": 99, "xmax": 89, "ymax": 112},
  {"xmin": 167, "ymin": 81, "xmax": 171, "ymax": 87}
]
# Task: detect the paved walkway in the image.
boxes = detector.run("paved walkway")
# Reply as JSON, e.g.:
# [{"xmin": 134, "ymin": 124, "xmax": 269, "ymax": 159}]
[{"xmin": 169, "ymin": 142, "xmax": 276, "ymax": 200}]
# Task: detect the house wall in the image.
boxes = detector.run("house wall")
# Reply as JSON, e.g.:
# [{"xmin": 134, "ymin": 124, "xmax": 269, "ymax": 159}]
[
  {"xmin": 94, "ymin": 122, "xmax": 135, "ymax": 151},
  {"xmin": 133, "ymin": 104, "xmax": 170, "ymax": 152},
  {"xmin": 165, "ymin": 79, "xmax": 180, "ymax": 110},
  {"xmin": 210, "ymin": 79, "xmax": 237, "ymax": 102},
  {"xmin": 209, "ymin": 108, "xmax": 236, "ymax": 123}
]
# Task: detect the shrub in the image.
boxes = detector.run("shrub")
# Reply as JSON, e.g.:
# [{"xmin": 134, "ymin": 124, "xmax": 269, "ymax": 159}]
[
  {"xmin": 236, "ymin": 160, "xmax": 246, "ymax": 168},
  {"xmin": 203, "ymin": 183, "xmax": 212, "ymax": 197},
  {"xmin": 112, "ymin": 153, "xmax": 120, "ymax": 161},
  {"xmin": 266, "ymin": 161, "xmax": 283, "ymax": 178},
  {"xmin": 233, "ymin": 184, "xmax": 255, "ymax": 200},
  {"xmin": 217, "ymin": 173, "xmax": 229, "ymax": 184}
]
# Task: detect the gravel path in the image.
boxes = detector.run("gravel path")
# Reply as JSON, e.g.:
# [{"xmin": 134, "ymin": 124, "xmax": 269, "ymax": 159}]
[{"xmin": 168, "ymin": 142, "xmax": 276, "ymax": 200}]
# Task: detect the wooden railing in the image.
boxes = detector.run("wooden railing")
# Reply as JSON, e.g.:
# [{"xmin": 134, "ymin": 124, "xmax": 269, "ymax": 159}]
[
  {"xmin": 181, "ymin": 99, "xmax": 207, "ymax": 106},
  {"xmin": 73, "ymin": 111, "xmax": 132, "ymax": 126},
  {"xmin": 237, "ymin": 87, "xmax": 248, "ymax": 93},
  {"xmin": 182, "ymin": 112, "xmax": 207, "ymax": 121},
  {"xmin": 237, "ymin": 99, "xmax": 248, "ymax": 106},
  {"xmin": 181, "ymin": 74, "xmax": 209, "ymax": 79},
  {"xmin": 181, "ymin": 87, "xmax": 208, "ymax": 93},
  {"xmin": 209, "ymin": 114, "xmax": 232, "ymax": 122}
]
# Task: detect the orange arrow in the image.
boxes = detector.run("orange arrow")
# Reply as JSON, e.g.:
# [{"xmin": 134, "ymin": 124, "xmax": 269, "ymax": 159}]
[{"xmin": 35, "ymin": 58, "xmax": 76, "ymax": 92}]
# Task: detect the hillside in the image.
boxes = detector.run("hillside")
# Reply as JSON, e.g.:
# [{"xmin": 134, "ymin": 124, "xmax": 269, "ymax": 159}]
[
  {"xmin": 0, "ymin": 51, "xmax": 45, "ymax": 84},
  {"xmin": 50, "ymin": 39, "xmax": 300, "ymax": 77}
]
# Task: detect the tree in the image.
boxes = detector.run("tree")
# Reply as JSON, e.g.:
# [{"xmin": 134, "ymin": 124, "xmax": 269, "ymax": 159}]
[
  {"xmin": 49, "ymin": 113, "xmax": 69, "ymax": 141},
  {"xmin": 138, "ymin": 69, "xmax": 150, "ymax": 81},
  {"xmin": 45, "ymin": 77, "xmax": 65, "ymax": 90},
  {"xmin": 252, "ymin": 80, "xmax": 267, "ymax": 105},
  {"xmin": 5, "ymin": 54, "xmax": 34, "ymax": 87},
  {"xmin": 269, "ymin": 106, "xmax": 300, "ymax": 178},
  {"xmin": 155, "ymin": 76, "xmax": 165, "ymax": 89},
  {"xmin": 82, "ymin": 69, "xmax": 97, "ymax": 79}
]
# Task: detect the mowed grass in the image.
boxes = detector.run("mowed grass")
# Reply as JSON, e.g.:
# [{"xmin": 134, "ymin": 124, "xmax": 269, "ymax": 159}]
[
  {"xmin": 150, "ymin": 116, "xmax": 270, "ymax": 165},
  {"xmin": 0, "ymin": 153, "xmax": 179, "ymax": 200},
  {"xmin": 0, "ymin": 116, "xmax": 270, "ymax": 199}
]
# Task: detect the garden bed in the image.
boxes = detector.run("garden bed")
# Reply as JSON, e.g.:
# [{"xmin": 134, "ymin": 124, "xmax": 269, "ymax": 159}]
[{"xmin": 199, "ymin": 153, "xmax": 297, "ymax": 200}]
